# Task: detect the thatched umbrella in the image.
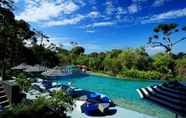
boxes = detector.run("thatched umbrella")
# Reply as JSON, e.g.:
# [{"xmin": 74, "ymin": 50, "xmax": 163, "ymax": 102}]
[
  {"xmin": 11, "ymin": 63, "xmax": 31, "ymax": 70},
  {"xmin": 136, "ymin": 81, "xmax": 186, "ymax": 118},
  {"xmin": 24, "ymin": 65, "xmax": 47, "ymax": 73}
]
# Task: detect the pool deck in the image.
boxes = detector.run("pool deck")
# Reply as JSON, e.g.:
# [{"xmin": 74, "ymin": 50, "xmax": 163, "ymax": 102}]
[{"xmin": 68, "ymin": 101, "xmax": 157, "ymax": 118}]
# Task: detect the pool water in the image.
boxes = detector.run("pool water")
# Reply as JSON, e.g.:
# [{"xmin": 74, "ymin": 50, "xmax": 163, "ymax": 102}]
[{"xmin": 53, "ymin": 75, "xmax": 175, "ymax": 118}]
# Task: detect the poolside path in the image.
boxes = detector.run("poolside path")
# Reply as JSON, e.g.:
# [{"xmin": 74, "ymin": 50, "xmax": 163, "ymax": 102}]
[{"xmin": 68, "ymin": 101, "xmax": 157, "ymax": 118}]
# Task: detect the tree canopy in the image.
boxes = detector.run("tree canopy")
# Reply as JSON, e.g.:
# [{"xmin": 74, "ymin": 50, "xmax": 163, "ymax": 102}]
[
  {"xmin": 148, "ymin": 23, "xmax": 186, "ymax": 53},
  {"xmin": 0, "ymin": 6, "xmax": 59, "ymax": 80},
  {"xmin": 71, "ymin": 46, "xmax": 85, "ymax": 56}
]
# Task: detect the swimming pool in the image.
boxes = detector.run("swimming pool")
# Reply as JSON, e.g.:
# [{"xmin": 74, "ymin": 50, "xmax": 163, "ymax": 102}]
[{"xmin": 52, "ymin": 74, "xmax": 175, "ymax": 118}]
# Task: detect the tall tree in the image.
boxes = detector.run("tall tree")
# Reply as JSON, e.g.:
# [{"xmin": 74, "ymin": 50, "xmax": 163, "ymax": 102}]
[
  {"xmin": 0, "ymin": 8, "xmax": 36, "ymax": 80},
  {"xmin": 147, "ymin": 23, "xmax": 186, "ymax": 53}
]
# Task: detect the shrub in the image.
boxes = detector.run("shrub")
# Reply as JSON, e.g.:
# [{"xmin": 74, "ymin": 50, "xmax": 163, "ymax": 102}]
[
  {"xmin": 121, "ymin": 69, "xmax": 161, "ymax": 80},
  {"xmin": 176, "ymin": 56, "xmax": 186, "ymax": 77},
  {"xmin": 0, "ymin": 91, "xmax": 74, "ymax": 118},
  {"xmin": 15, "ymin": 73, "xmax": 31, "ymax": 92},
  {"xmin": 172, "ymin": 75, "xmax": 186, "ymax": 81},
  {"xmin": 49, "ymin": 91, "xmax": 74, "ymax": 114}
]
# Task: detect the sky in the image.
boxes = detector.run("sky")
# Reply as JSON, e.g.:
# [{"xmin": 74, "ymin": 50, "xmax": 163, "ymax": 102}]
[{"xmin": 13, "ymin": 0, "xmax": 186, "ymax": 54}]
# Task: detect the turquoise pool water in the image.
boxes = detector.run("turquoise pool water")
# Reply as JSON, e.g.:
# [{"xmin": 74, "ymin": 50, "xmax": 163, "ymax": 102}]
[{"xmin": 53, "ymin": 75, "xmax": 175, "ymax": 118}]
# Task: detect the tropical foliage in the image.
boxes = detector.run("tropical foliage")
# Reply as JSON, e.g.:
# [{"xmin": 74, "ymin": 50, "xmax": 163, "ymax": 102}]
[
  {"xmin": 0, "ymin": 2, "xmax": 59, "ymax": 80},
  {"xmin": 57, "ymin": 46, "xmax": 186, "ymax": 80},
  {"xmin": 0, "ymin": 91, "xmax": 74, "ymax": 118},
  {"xmin": 15, "ymin": 73, "xmax": 31, "ymax": 92}
]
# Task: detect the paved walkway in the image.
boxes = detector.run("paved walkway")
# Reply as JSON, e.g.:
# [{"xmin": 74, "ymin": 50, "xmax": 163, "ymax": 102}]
[{"xmin": 68, "ymin": 101, "xmax": 157, "ymax": 118}]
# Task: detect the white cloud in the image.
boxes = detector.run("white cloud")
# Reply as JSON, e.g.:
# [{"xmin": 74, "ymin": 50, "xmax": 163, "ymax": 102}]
[
  {"xmin": 132, "ymin": 0, "xmax": 148, "ymax": 2},
  {"xmin": 84, "ymin": 21, "xmax": 115, "ymax": 30},
  {"xmin": 90, "ymin": 21, "xmax": 115, "ymax": 27},
  {"xmin": 152, "ymin": 0, "xmax": 172, "ymax": 7},
  {"xmin": 45, "ymin": 11, "xmax": 104, "ymax": 27},
  {"xmin": 16, "ymin": 0, "xmax": 79, "ymax": 22},
  {"xmin": 128, "ymin": 4, "xmax": 138, "ymax": 14},
  {"xmin": 13, "ymin": 0, "xmax": 19, "ymax": 3},
  {"xmin": 105, "ymin": 1, "xmax": 115, "ymax": 15},
  {"xmin": 117, "ymin": 7, "xmax": 127, "ymax": 15},
  {"xmin": 63, "ymin": 2, "xmax": 79, "ymax": 14},
  {"xmin": 146, "ymin": 46, "xmax": 164, "ymax": 55},
  {"xmin": 153, "ymin": 0, "xmax": 165, "ymax": 7},
  {"xmin": 81, "ymin": 43, "xmax": 101, "ymax": 52},
  {"xmin": 116, "ymin": 7, "xmax": 127, "ymax": 20},
  {"xmin": 86, "ymin": 30, "xmax": 95, "ymax": 33},
  {"xmin": 87, "ymin": 11, "xmax": 100, "ymax": 18},
  {"xmin": 142, "ymin": 8, "xmax": 186, "ymax": 23},
  {"xmin": 49, "ymin": 36, "xmax": 101, "ymax": 53},
  {"xmin": 49, "ymin": 36, "xmax": 73, "ymax": 48},
  {"xmin": 76, "ymin": 0, "xmax": 86, "ymax": 6},
  {"xmin": 46, "ymin": 15, "xmax": 85, "ymax": 26}
]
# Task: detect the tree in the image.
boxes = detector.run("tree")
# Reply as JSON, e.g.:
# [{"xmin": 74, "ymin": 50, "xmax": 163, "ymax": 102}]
[
  {"xmin": 31, "ymin": 45, "xmax": 59, "ymax": 67},
  {"xmin": 57, "ymin": 48, "xmax": 71, "ymax": 66},
  {"xmin": 176, "ymin": 56, "xmax": 186, "ymax": 77},
  {"xmin": 134, "ymin": 48, "xmax": 152, "ymax": 70},
  {"xmin": 89, "ymin": 52, "xmax": 98, "ymax": 57},
  {"xmin": 0, "ymin": 8, "xmax": 36, "ymax": 80},
  {"xmin": 88, "ymin": 56, "xmax": 102, "ymax": 71},
  {"xmin": 75, "ymin": 54, "xmax": 89, "ymax": 65},
  {"xmin": 103, "ymin": 55, "xmax": 122, "ymax": 75},
  {"xmin": 147, "ymin": 23, "xmax": 186, "ymax": 53},
  {"xmin": 87, "ymin": 52, "xmax": 105, "ymax": 71},
  {"xmin": 103, "ymin": 55, "xmax": 113, "ymax": 72},
  {"xmin": 71, "ymin": 46, "xmax": 85, "ymax": 56},
  {"xmin": 70, "ymin": 46, "xmax": 85, "ymax": 64},
  {"xmin": 118, "ymin": 48, "xmax": 137, "ymax": 69},
  {"xmin": 153, "ymin": 53, "xmax": 175, "ymax": 74},
  {"xmin": 110, "ymin": 49, "xmax": 122, "ymax": 58},
  {"xmin": 118, "ymin": 48, "xmax": 151, "ymax": 70}
]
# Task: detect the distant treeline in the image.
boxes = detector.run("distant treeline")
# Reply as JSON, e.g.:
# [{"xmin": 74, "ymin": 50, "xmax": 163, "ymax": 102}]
[{"xmin": 57, "ymin": 47, "xmax": 186, "ymax": 80}]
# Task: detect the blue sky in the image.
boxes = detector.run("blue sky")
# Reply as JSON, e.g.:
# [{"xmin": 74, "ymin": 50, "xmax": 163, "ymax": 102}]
[{"xmin": 14, "ymin": 0, "xmax": 186, "ymax": 54}]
